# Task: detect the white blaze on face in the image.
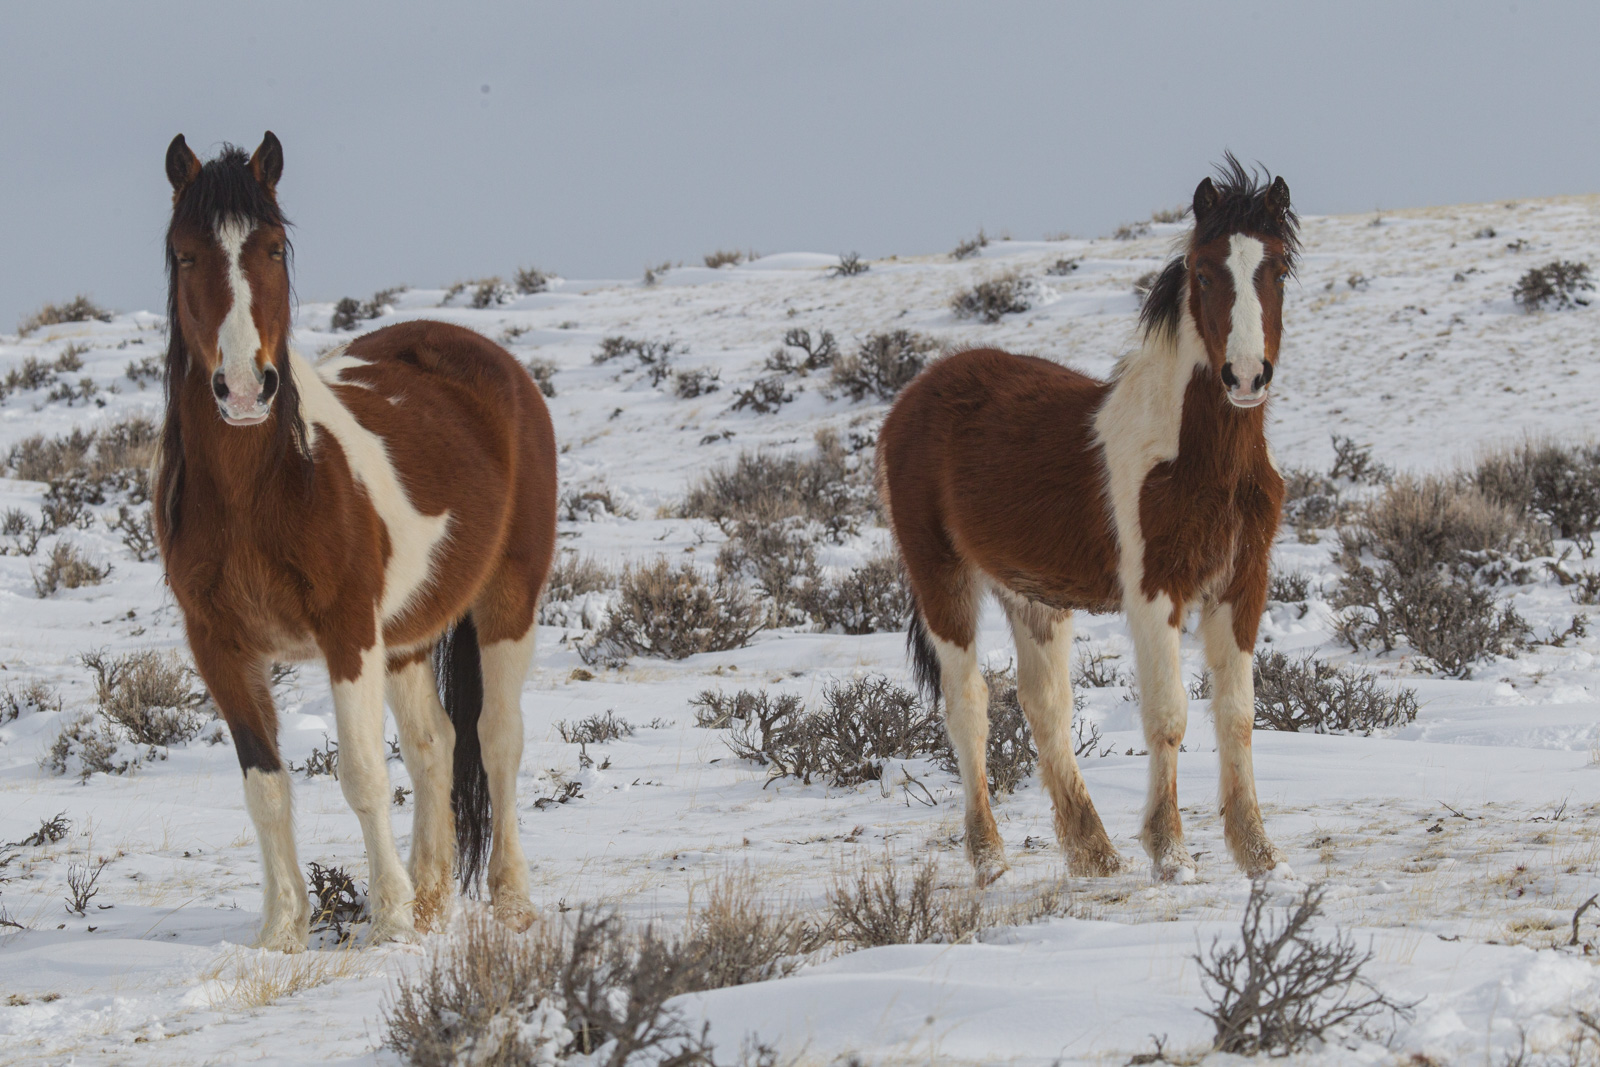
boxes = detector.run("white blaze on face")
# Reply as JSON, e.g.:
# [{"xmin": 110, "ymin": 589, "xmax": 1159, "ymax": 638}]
[
  {"xmin": 1223, "ymin": 234, "xmax": 1268, "ymax": 396},
  {"xmin": 215, "ymin": 217, "xmax": 265, "ymax": 412}
]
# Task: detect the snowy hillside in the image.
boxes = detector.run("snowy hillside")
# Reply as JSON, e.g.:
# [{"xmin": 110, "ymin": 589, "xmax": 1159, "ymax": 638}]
[{"xmin": 3, "ymin": 195, "xmax": 1600, "ymax": 1065}]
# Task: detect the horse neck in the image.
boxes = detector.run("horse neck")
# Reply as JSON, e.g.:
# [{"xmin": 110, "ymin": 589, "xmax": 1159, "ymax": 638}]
[{"xmin": 1106, "ymin": 312, "xmax": 1265, "ymax": 479}]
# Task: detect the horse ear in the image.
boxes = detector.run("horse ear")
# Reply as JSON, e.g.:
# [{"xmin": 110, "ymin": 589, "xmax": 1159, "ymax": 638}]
[
  {"xmin": 1267, "ymin": 175, "xmax": 1291, "ymax": 218},
  {"xmin": 166, "ymin": 134, "xmax": 200, "ymax": 193},
  {"xmin": 1192, "ymin": 177, "xmax": 1219, "ymax": 222},
  {"xmin": 250, "ymin": 131, "xmax": 284, "ymax": 192}
]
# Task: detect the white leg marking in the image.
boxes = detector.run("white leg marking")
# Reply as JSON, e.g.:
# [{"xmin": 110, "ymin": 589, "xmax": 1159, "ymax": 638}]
[
  {"xmin": 386, "ymin": 656, "xmax": 457, "ymax": 931},
  {"xmin": 1004, "ymin": 604, "xmax": 1122, "ymax": 875},
  {"xmin": 289, "ymin": 349, "xmax": 451, "ymax": 623},
  {"xmin": 215, "ymin": 217, "xmax": 266, "ymax": 415},
  {"xmin": 1126, "ymin": 591, "xmax": 1195, "ymax": 883},
  {"xmin": 477, "ymin": 630, "xmax": 536, "ymax": 929},
  {"xmin": 332, "ymin": 641, "xmax": 418, "ymax": 944},
  {"xmin": 1224, "ymin": 234, "xmax": 1268, "ymax": 393},
  {"xmin": 1199, "ymin": 601, "xmax": 1282, "ymax": 875},
  {"xmin": 242, "ymin": 767, "xmax": 309, "ymax": 952},
  {"xmin": 930, "ymin": 631, "xmax": 1006, "ymax": 884}
]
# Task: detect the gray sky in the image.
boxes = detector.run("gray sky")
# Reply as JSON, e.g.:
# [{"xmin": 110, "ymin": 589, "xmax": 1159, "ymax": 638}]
[{"xmin": 4, "ymin": 1, "xmax": 1597, "ymax": 329}]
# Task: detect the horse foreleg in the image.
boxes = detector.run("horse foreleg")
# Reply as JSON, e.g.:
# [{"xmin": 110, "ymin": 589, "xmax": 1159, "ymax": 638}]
[
  {"xmin": 931, "ymin": 632, "xmax": 1007, "ymax": 886},
  {"xmin": 1199, "ymin": 601, "xmax": 1282, "ymax": 875},
  {"xmin": 477, "ymin": 629, "xmax": 536, "ymax": 931},
  {"xmin": 331, "ymin": 641, "xmax": 418, "ymax": 944},
  {"xmin": 1004, "ymin": 601, "xmax": 1122, "ymax": 876},
  {"xmin": 1127, "ymin": 593, "xmax": 1195, "ymax": 882},
  {"xmin": 385, "ymin": 652, "xmax": 457, "ymax": 932},
  {"xmin": 191, "ymin": 643, "xmax": 309, "ymax": 952}
]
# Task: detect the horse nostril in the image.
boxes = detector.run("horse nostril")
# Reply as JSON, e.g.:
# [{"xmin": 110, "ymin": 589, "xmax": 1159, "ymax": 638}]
[
  {"xmin": 1220, "ymin": 364, "xmax": 1239, "ymax": 389},
  {"xmin": 260, "ymin": 365, "xmax": 279, "ymax": 403},
  {"xmin": 1261, "ymin": 361, "xmax": 1275, "ymax": 386},
  {"xmin": 211, "ymin": 368, "xmax": 229, "ymax": 401}
]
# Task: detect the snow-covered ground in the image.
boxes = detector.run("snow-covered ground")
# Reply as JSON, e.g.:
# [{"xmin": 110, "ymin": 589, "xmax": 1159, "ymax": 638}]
[{"xmin": 3, "ymin": 195, "xmax": 1600, "ymax": 1065}]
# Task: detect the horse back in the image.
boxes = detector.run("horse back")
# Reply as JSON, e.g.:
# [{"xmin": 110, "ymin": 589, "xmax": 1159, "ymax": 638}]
[{"xmin": 880, "ymin": 348, "xmax": 1121, "ymax": 613}]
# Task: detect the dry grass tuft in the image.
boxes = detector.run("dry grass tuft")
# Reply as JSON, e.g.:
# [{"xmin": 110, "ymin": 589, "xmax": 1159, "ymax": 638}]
[
  {"xmin": 17, "ymin": 295, "xmax": 113, "ymax": 336},
  {"xmin": 828, "ymin": 853, "xmax": 1069, "ymax": 949},
  {"xmin": 80, "ymin": 648, "xmax": 208, "ymax": 746},
  {"xmin": 202, "ymin": 945, "xmax": 370, "ymax": 1010},
  {"xmin": 33, "ymin": 541, "xmax": 110, "ymax": 597}
]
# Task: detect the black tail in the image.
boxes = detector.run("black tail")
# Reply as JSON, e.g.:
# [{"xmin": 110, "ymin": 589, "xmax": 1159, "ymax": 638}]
[
  {"xmin": 435, "ymin": 614, "xmax": 490, "ymax": 893},
  {"xmin": 906, "ymin": 602, "xmax": 942, "ymax": 708}
]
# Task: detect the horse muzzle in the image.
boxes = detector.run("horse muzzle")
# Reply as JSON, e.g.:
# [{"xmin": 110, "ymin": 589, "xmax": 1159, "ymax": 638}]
[{"xmin": 213, "ymin": 364, "xmax": 279, "ymax": 426}]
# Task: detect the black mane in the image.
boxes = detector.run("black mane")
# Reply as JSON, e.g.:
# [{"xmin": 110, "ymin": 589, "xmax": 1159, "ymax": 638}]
[
  {"xmin": 160, "ymin": 144, "xmax": 306, "ymax": 535},
  {"xmin": 1138, "ymin": 153, "xmax": 1300, "ymax": 342}
]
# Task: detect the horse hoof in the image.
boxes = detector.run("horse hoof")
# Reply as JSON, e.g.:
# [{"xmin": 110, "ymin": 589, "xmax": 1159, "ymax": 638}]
[
  {"xmin": 1068, "ymin": 847, "xmax": 1123, "ymax": 878},
  {"xmin": 972, "ymin": 856, "xmax": 1010, "ymax": 888},
  {"xmin": 1151, "ymin": 849, "xmax": 1198, "ymax": 884},
  {"xmin": 367, "ymin": 914, "xmax": 422, "ymax": 946},
  {"xmin": 253, "ymin": 926, "xmax": 309, "ymax": 954},
  {"xmin": 493, "ymin": 897, "xmax": 537, "ymax": 933},
  {"xmin": 411, "ymin": 884, "xmax": 454, "ymax": 934}
]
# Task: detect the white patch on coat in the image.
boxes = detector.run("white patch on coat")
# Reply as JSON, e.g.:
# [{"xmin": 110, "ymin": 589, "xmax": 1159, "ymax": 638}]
[
  {"xmin": 288, "ymin": 349, "xmax": 451, "ymax": 623},
  {"xmin": 1093, "ymin": 302, "xmax": 1208, "ymax": 607},
  {"xmin": 216, "ymin": 218, "xmax": 264, "ymax": 401},
  {"xmin": 316, "ymin": 343, "xmax": 380, "ymax": 390},
  {"xmin": 1223, "ymin": 235, "xmax": 1267, "ymax": 386}
]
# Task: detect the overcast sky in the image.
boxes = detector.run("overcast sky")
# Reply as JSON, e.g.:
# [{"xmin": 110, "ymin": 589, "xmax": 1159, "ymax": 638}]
[{"xmin": 3, "ymin": 1, "xmax": 1597, "ymax": 328}]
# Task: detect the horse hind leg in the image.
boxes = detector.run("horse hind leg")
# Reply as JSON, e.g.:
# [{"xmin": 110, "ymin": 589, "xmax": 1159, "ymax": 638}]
[
  {"xmin": 385, "ymin": 649, "xmax": 457, "ymax": 932},
  {"xmin": 1001, "ymin": 596, "xmax": 1122, "ymax": 876},
  {"xmin": 473, "ymin": 623, "xmax": 537, "ymax": 930},
  {"xmin": 914, "ymin": 575, "xmax": 1007, "ymax": 886}
]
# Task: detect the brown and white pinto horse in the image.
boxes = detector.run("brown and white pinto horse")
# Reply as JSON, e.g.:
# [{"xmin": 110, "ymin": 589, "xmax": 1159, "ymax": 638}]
[
  {"xmin": 879, "ymin": 158, "xmax": 1296, "ymax": 885},
  {"xmin": 156, "ymin": 132, "xmax": 556, "ymax": 949}
]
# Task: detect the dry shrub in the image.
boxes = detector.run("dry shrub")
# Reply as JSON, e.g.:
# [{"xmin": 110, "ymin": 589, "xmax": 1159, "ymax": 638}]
[
  {"xmin": 727, "ymin": 675, "xmax": 941, "ymax": 787},
  {"xmin": 17, "ymin": 295, "xmax": 113, "ymax": 336},
  {"xmin": 828, "ymin": 853, "xmax": 1068, "ymax": 949},
  {"xmin": 539, "ymin": 554, "xmax": 616, "ymax": 626},
  {"xmin": 471, "ymin": 277, "xmax": 514, "ymax": 308},
  {"xmin": 307, "ymin": 861, "xmax": 368, "ymax": 944},
  {"xmin": 80, "ymin": 649, "xmax": 208, "ymax": 746},
  {"xmin": 830, "ymin": 330, "xmax": 937, "ymax": 401},
  {"xmin": 110, "ymin": 504, "xmax": 158, "ymax": 561},
  {"xmin": 830, "ymin": 252, "xmax": 869, "ymax": 278},
  {"xmin": 951, "ymin": 271, "xmax": 1035, "ymax": 323},
  {"xmin": 930, "ymin": 666, "xmax": 1038, "ymax": 796},
  {"xmin": 950, "ymin": 229, "xmax": 988, "ymax": 260},
  {"xmin": 33, "ymin": 541, "xmax": 110, "ymax": 596},
  {"xmin": 799, "ymin": 553, "xmax": 910, "ymax": 634},
  {"xmin": 43, "ymin": 714, "xmax": 133, "ymax": 781},
  {"xmin": 581, "ymin": 558, "xmax": 763, "ymax": 666},
  {"xmin": 1475, "ymin": 439, "xmax": 1600, "ymax": 557},
  {"xmin": 1513, "ymin": 260, "xmax": 1593, "ymax": 312},
  {"xmin": 689, "ymin": 687, "xmax": 798, "ymax": 730},
  {"xmin": 1333, "ymin": 475, "xmax": 1537, "ymax": 675},
  {"xmin": 559, "ymin": 484, "xmax": 634, "ymax": 522},
  {"xmin": 557, "ymin": 710, "xmax": 635, "ymax": 745},
  {"xmin": 681, "ymin": 430, "xmax": 875, "ymax": 540},
  {"xmin": 524, "ymin": 357, "xmax": 557, "ymax": 398},
  {"xmin": 1252, "ymin": 652, "xmax": 1419, "ymax": 735},
  {"xmin": 7, "ymin": 416, "xmax": 157, "ymax": 495},
  {"xmin": 1267, "ymin": 570, "xmax": 1312, "ymax": 603},
  {"xmin": 593, "ymin": 336, "xmax": 679, "ymax": 386},
  {"xmin": 0, "ymin": 680, "xmax": 60, "ymax": 723},
  {"xmin": 728, "ymin": 375, "xmax": 793, "ymax": 414},
  {"xmin": 673, "ymin": 367, "xmax": 721, "ymax": 398},
  {"xmin": 1198, "ymin": 882, "xmax": 1413, "ymax": 1056},
  {"xmin": 766, "ymin": 328, "xmax": 838, "ymax": 375},
  {"xmin": 384, "ymin": 900, "xmax": 797, "ymax": 1067},
  {"xmin": 514, "ymin": 267, "xmax": 550, "ymax": 294},
  {"xmin": 704, "ymin": 249, "xmax": 743, "ymax": 269},
  {"xmin": 330, "ymin": 287, "xmax": 404, "ymax": 330}
]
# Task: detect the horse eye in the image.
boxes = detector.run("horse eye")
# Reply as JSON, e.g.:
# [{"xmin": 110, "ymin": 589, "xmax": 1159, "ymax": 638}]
[
  {"xmin": 1196, "ymin": 272, "xmax": 1211, "ymax": 289},
  {"xmin": 177, "ymin": 254, "xmax": 196, "ymax": 268},
  {"xmin": 268, "ymin": 246, "xmax": 285, "ymax": 261},
  {"xmin": 1277, "ymin": 272, "xmax": 1288, "ymax": 285}
]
